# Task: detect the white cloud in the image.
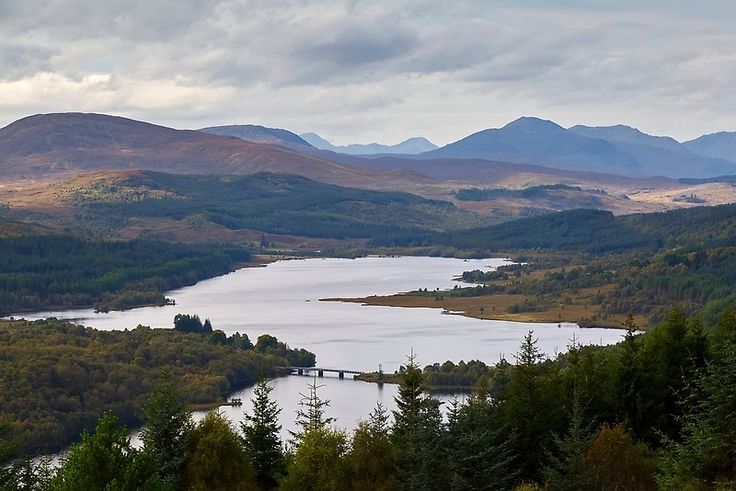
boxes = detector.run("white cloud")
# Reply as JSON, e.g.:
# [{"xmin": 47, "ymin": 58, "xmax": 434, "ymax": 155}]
[{"xmin": 0, "ymin": 0, "xmax": 735, "ymax": 144}]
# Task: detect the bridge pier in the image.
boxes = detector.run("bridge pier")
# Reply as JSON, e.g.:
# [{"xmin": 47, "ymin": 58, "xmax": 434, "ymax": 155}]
[
  {"xmin": 318, "ymin": 370, "xmax": 324, "ymax": 377},
  {"xmin": 297, "ymin": 368, "xmax": 303, "ymax": 375},
  {"xmin": 338, "ymin": 371, "xmax": 344, "ymax": 379}
]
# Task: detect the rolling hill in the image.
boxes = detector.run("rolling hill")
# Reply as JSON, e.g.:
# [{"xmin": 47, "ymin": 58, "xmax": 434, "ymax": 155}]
[
  {"xmin": 198, "ymin": 124, "xmax": 313, "ymax": 149},
  {"xmin": 0, "ymin": 113, "xmax": 395, "ymax": 187},
  {"xmin": 423, "ymin": 117, "xmax": 736, "ymax": 178},
  {"xmin": 18, "ymin": 169, "xmax": 486, "ymax": 241}
]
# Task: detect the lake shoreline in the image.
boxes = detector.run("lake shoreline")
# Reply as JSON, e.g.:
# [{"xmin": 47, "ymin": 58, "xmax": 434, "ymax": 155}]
[{"xmin": 322, "ymin": 294, "xmax": 629, "ymax": 329}]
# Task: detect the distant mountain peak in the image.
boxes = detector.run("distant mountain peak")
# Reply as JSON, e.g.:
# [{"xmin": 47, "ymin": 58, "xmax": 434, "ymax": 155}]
[
  {"xmin": 684, "ymin": 131, "xmax": 736, "ymax": 163},
  {"xmin": 423, "ymin": 116, "xmax": 736, "ymax": 178},
  {"xmin": 299, "ymin": 132, "xmax": 438, "ymax": 155},
  {"xmin": 503, "ymin": 116, "xmax": 566, "ymax": 133}
]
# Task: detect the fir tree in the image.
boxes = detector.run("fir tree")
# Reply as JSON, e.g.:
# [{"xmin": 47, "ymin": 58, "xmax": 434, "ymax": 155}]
[
  {"xmin": 392, "ymin": 352, "xmax": 446, "ymax": 491},
  {"xmin": 446, "ymin": 392, "xmax": 516, "ymax": 490},
  {"xmin": 241, "ymin": 379, "xmax": 284, "ymax": 490},
  {"xmin": 139, "ymin": 373, "xmax": 193, "ymax": 487},
  {"xmin": 543, "ymin": 386, "xmax": 593, "ymax": 490},
  {"xmin": 291, "ymin": 378, "xmax": 335, "ymax": 443}
]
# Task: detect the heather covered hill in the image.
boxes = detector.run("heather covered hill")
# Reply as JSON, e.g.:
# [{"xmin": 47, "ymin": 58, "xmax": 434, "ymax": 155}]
[{"xmin": 0, "ymin": 113, "xmax": 392, "ymax": 187}]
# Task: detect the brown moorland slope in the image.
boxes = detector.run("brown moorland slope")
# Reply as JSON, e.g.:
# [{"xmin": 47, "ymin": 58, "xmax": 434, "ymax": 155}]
[{"xmin": 0, "ymin": 113, "xmax": 401, "ymax": 187}]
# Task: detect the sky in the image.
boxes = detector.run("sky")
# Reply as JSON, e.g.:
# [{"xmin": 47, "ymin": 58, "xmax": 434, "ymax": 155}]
[{"xmin": 0, "ymin": 0, "xmax": 735, "ymax": 146}]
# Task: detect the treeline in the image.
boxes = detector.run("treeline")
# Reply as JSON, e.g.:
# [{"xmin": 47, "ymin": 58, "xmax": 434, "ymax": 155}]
[
  {"xmin": 0, "ymin": 317, "xmax": 314, "ymax": 454},
  {"xmin": 0, "ymin": 236, "xmax": 250, "ymax": 314},
  {"xmin": 5, "ymin": 305, "xmax": 735, "ymax": 489},
  {"xmin": 455, "ymin": 184, "xmax": 598, "ymax": 201}
]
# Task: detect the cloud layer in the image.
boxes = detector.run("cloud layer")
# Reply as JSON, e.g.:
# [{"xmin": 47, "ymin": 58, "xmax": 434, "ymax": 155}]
[{"xmin": 1, "ymin": 0, "xmax": 735, "ymax": 144}]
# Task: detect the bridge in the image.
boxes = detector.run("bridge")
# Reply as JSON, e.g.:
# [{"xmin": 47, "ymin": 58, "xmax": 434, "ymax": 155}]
[{"xmin": 288, "ymin": 366, "xmax": 364, "ymax": 379}]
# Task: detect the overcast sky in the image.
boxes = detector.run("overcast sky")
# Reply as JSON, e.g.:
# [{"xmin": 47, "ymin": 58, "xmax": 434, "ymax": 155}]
[{"xmin": 1, "ymin": 0, "xmax": 735, "ymax": 145}]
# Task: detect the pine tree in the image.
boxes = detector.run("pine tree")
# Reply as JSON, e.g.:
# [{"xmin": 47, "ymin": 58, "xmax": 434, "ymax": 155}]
[
  {"xmin": 618, "ymin": 314, "xmax": 641, "ymax": 431},
  {"xmin": 140, "ymin": 373, "xmax": 193, "ymax": 486},
  {"xmin": 241, "ymin": 379, "xmax": 284, "ymax": 490},
  {"xmin": 52, "ymin": 412, "xmax": 164, "ymax": 490},
  {"xmin": 392, "ymin": 352, "xmax": 446, "ymax": 491},
  {"xmin": 658, "ymin": 307, "xmax": 736, "ymax": 488},
  {"xmin": 500, "ymin": 331, "xmax": 557, "ymax": 482},
  {"xmin": 543, "ymin": 386, "xmax": 593, "ymax": 490},
  {"xmin": 291, "ymin": 378, "xmax": 335, "ymax": 443},
  {"xmin": 392, "ymin": 352, "xmax": 424, "ymax": 437},
  {"xmin": 446, "ymin": 392, "xmax": 516, "ymax": 490}
]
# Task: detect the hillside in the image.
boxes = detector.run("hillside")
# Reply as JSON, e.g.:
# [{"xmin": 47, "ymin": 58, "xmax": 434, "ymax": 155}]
[
  {"xmin": 424, "ymin": 117, "xmax": 736, "ymax": 178},
  {"xmin": 569, "ymin": 124, "xmax": 684, "ymax": 152},
  {"xmin": 301, "ymin": 132, "xmax": 438, "ymax": 155},
  {"xmin": 198, "ymin": 124, "xmax": 313, "ymax": 149},
  {"xmin": 0, "ymin": 113, "xmax": 393, "ymax": 188},
  {"xmin": 12, "ymin": 170, "xmax": 485, "ymax": 243},
  {"xmin": 684, "ymin": 131, "xmax": 736, "ymax": 162},
  {"xmin": 365, "ymin": 204, "xmax": 736, "ymax": 327}
]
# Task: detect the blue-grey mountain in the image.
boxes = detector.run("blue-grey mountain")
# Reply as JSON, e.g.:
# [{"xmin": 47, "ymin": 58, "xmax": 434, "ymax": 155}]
[
  {"xmin": 423, "ymin": 117, "xmax": 736, "ymax": 178},
  {"xmin": 199, "ymin": 124, "xmax": 313, "ymax": 149},
  {"xmin": 684, "ymin": 132, "xmax": 736, "ymax": 163},
  {"xmin": 301, "ymin": 132, "xmax": 438, "ymax": 155}
]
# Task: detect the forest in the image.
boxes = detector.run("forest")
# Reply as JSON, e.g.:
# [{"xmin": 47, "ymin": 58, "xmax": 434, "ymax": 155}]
[
  {"xmin": 454, "ymin": 184, "xmax": 597, "ymax": 201},
  {"xmin": 2, "ymin": 305, "xmax": 735, "ymax": 490},
  {"xmin": 0, "ymin": 317, "xmax": 314, "ymax": 454},
  {"xmin": 54, "ymin": 171, "xmax": 481, "ymax": 239},
  {"xmin": 375, "ymin": 205, "xmax": 736, "ymax": 326},
  {"xmin": 0, "ymin": 236, "xmax": 250, "ymax": 314}
]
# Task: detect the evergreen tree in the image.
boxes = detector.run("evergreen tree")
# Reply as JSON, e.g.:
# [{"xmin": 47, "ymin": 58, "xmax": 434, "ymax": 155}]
[
  {"xmin": 140, "ymin": 373, "xmax": 193, "ymax": 487},
  {"xmin": 392, "ymin": 353, "xmax": 446, "ymax": 491},
  {"xmin": 617, "ymin": 314, "xmax": 642, "ymax": 432},
  {"xmin": 636, "ymin": 305, "xmax": 693, "ymax": 442},
  {"xmin": 52, "ymin": 412, "xmax": 165, "ymax": 490},
  {"xmin": 446, "ymin": 392, "xmax": 516, "ymax": 490},
  {"xmin": 500, "ymin": 331, "xmax": 560, "ymax": 482},
  {"xmin": 291, "ymin": 379, "xmax": 335, "ymax": 442},
  {"xmin": 241, "ymin": 379, "xmax": 284, "ymax": 490},
  {"xmin": 543, "ymin": 387, "xmax": 593, "ymax": 490},
  {"xmin": 658, "ymin": 307, "xmax": 736, "ymax": 488}
]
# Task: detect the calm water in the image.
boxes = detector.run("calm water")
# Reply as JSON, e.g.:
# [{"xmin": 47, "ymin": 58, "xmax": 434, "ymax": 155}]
[{"xmin": 18, "ymin": 256, "xmax": 624, "ymax": 437}]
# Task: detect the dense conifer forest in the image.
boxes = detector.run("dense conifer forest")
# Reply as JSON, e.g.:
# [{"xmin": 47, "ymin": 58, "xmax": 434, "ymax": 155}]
[{"xmin": 0, "ymin": 236, "xmax": 251, "ymax": 314}]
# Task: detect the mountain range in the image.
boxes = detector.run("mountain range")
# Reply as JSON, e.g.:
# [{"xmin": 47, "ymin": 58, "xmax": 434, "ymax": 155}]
[
  {"xmin": 1, "ymin": 112, "xmax": 735, "ymax": 188},
  {"xmin": 300, "ymin": 132, "xmax": 438, "ymax": 155},
  {"xmin": 422, "ymin": 117, "xmax": 736, "ymax": 178}
]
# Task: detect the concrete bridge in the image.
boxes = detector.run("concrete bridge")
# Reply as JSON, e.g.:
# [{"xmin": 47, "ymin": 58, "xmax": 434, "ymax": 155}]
[{"xmin": 288, "ymin": 366, "xmax": 364, "ymax": 379}]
